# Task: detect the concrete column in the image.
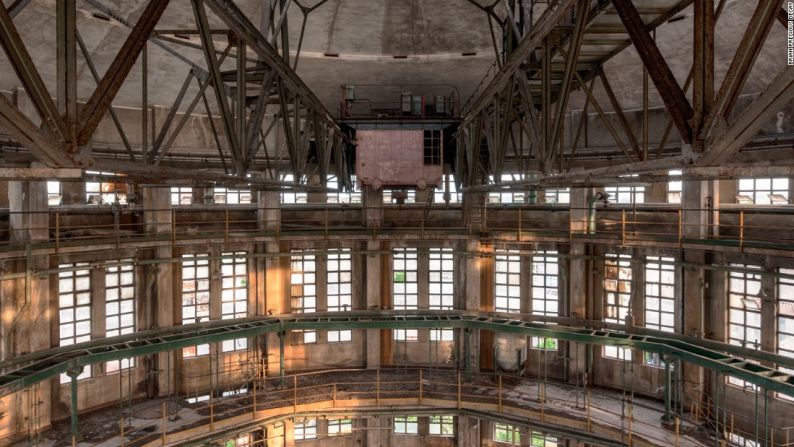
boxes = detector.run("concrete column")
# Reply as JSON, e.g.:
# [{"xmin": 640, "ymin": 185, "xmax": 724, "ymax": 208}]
[
  {"xmin": 8, "ymin": 179, "xmax": 48, "ymax": 242},
  {"xmin": 366, "ymin": 240, "xmax": 382, "ymax": 368},
  {"xmin": 265, "ymin": 241, "xmax": 288, "ymax": 377},
  {"xmin": 363, "ymin": 186, "xmax": 382, "ymax": 228},
  {"xmin": 257, "ymin": 191, "xmax": 281, "ymax": 232},
  {"xmin": 462, "ymin": 241, "xmax": 482, "ymax": 373},
  {"xmin": 681, "ymin": 179, "xmax": 707, "ymax": 402},
  {"xmin": 568, "ymin": 188, "xmax": 590, "ymax": 381}
]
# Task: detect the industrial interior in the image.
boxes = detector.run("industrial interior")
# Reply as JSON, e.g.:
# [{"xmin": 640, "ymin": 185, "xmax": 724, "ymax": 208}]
[{"xmin": 0, "ymin": 0, "xmax": 792, "ymax": 445}]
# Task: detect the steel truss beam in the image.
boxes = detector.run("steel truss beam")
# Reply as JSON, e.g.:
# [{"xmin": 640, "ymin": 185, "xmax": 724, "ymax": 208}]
[{"xmin": 0, "ymin": 311, "xmax": 792, "ymax": 397}]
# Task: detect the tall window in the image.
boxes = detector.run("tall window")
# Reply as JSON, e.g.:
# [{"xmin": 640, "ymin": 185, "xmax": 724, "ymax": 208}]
[
  {"xmin": 429, "ymin": 248, "xmax": 454, "ymax": 310},
  {"xmin": 328, "ymin": 418, "xmax": 352, "ymax": 436},
  {"xmin": 429, "ymin": 415, "xmax": 454, "ymax": 436},
  {"xmin": 738, "ymin": 178, "xmax": 789, "ymax": 204},
  {"xmin": 291, "ymin": 251, "xmax": 317, "ymax": 343},
  {"xmin": 728, "ymin": 265, "xmax": 762, "ymax": 388},
  {"xmin": 394, "ymin": 416, "xmax": 418, "ymax": 434},
  {"xmin": 280, "ymin": 174, "xmax": 308, "ymax": 204},
  {"xmin": 423, "ymin": 130, "xmax": 441, "ymax": 165},
  {"xmin": 604, "ymin": 254, "xmax": 632, "ymax": 360},
  {"xmin": 327, "ymin": 249, "xmax": 352, "ymax": 311},
  {"xmin": 488, "ymin": 174, "xmax": 525, "ymax": 204},
  {"xmin": 383, "ymin": 189, "xmax": 416, "ymax": 204},
  {"xmin": 530, "ymin": 251, "xmax": 559, "ymax": 350},
  {"xmin": 667, "ymin": 170, "xmax": 682, "ymax": 204},
  {"xmin": 493, "ymin": 423, "xmax": 520, "ymax": 445},
  {"xmin": 171, "ymin": 187, "xmax": 193, "ymax": 205},
  {"xmin": 58, "ymin": 263, "xmax": 92, "ymax": 382},
  {"xmin": 495, "ymin": 251, "xmax": 521, "ymax": 313},
  {"xmin": 777, "ymin": 268, "xmax": 794, "ymax": 399},
  {"xmin": 106, "ymin": 262, "xmax": 135, "ymax": 372},
  {"xmin": 605, "ymin": 185, "xmax": 645, "ymax": 204},
  {"xmin": 433, "ymin": 174, "xmax": 462, "ymax": 204},
  {"xmin": 294, "ymin": 419, "xmax": 317, "ymax": 440},
  {"xmin": 644, "ymin": 256, "xmax": 676, "ymax": 366},
  {"xmin": 182, "ymin": 254, "xmax": 210, "ymax": 357},
  {"xmin": 85, "ymin": 172, "xmax": 127, "ymax": 205},
  {"xmin": 214, "ymin": 187, "xmax": 252, "ymax": 204},
  {"xmin": 544, "ymin": 188, "xmax": 570, "ymax": 204},
  {"xmin": 326, "ymin": 175, "xmax": 361, "ymax": 204},
  {"xmin": 221, "ymin": 252, "xmax": 248, "ymax": 352},
  {"xmin": 47, "ymin": 181, "xmax": 62, "ymax": 206},
  {"xmin": 393, "ymin": 248, "xmax": 418, "ymax": 310}
]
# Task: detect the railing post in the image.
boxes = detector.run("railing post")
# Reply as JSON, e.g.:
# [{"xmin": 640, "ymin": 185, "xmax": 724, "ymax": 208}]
[
  {"xmin": 333, "ymin": 383, "xmax": 337, "ymax": 407},
  {"xmin": 498, "ymin": 375, "xmax": 502, "ymax": 413},
  {"xmin": 224, "ymin": 209, "xmax": 229, "ymax": 242},
  {"xmin": 171, "ymin": 209, "xmax": 176, "ymax": 245},
  {"xmin": 293, "ymin": 375, "xmax": 297, "ymax": 413},
  {"xmin": 324, "ymin": 208, "xmax": 329, "ymax": 239},
  {"xmin": 162, "ymin": 401, "xmax": 167, "ymax": 445},
  {"xmin": 587, "ymin": 390, "xmax": 592, "ymax": 432},
  {"xmin": 252, "ymin": 376, "xmax": 257, "ymax": 419},
  {"xmin": 457, "ymin": 370, "xmax": 461, "ymax": 409},
  {"xmin": 739, "ymin": 211, "xmax": 745, "ymax": 252},
  {"xmin": 418, "ymin": 369, "xmax": 423, "ymax": 405},
  {"xmin": 114, "ymin": 207, "xmax": 120, "ymax": 249},
  {"xmin": 621, "ymin": 209, "xmax": 626, "ymax": 245},
  {"xmin": 209, "ymin": 391, "xmax": 214, "ymax": 431},
  {"xmin": 120, "ymin": 416, "xmax": 125, "ymax": 447},
  {"xmin": 675, "ymin": 417, "xmax": 680, "ymax": 447},
  {"xmin": 55, "ymin": 211, "xmax": 60, "ymax": 253},
  {"xmin": 517, "ymin": 208, "xmax": 522, "ymax": 240},
  {"xmin": 627, "ymin": 401, "xmax": 633, "ymax": 445},
  {"xmin": 376, "ymin": 369, "xmax": 380, "ymax": 405},
  {"xmin": 677, "ymin": 208, "xmax": 683, "ymax": 248}
]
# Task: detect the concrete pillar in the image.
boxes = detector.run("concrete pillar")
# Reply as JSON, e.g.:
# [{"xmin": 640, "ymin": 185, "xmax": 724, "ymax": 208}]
[
  {"xmin": 462, "ymin": 241, "xmax": 482, "ymax": 373},
  {"xmin": 681, "ymin": 179, "xmax": 707, "ymax": 402},
  {"xmin": 366, "ymin": 240, "xmax": 382, "ymax": 368},
  {"xmin": 8, "ymin": 179, "xmax": 48, "ymax": 242},
  {"xmin": 265, "ymin": 241, "xmax": 288, "ymax": 377},
  {"xmin": 568, "ymin": 188, "xmax": 590, "ymax": 381},
  {"xmin": 257, "ymin": 191, "xmax": 281, "ymax": 232},
  {"xmin": 363, "ymin": 186, "xmax": 382, "ymax": 228}
]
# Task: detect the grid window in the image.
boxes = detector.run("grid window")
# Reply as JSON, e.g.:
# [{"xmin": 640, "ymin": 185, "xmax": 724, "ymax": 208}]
[
  {"xmin": 294, "ymin": 419, "xmax": 317, "ymax": 440},
  {"xmin": 291, "ymin": 251, "xmax": 316, "ymax": 312},
  {"xmin": 493, "ymin": 423, "xmax": 520, "ymax": 445},
  {"xmin": 777, "ymin": 268, "xmax": 794, "ymax": 400},
  {"xmin": 644, "ymin": 256, "xmax": 676, "ymax": 367},
  {"xmin": 433, "ymin": 174, "xmax": 462, "ymax": 204},
  {"xmin": 221, "ymin": 252, "xmax": 248, "ymax": 352},
  {"xmin": 423, "ymin": 130, "xmax": 441, "ymax": 165},
  {"xmin": 214, "ymin": 187, "xmax": 252, "ymax": 204},
  {"xmin": 327, "ymin": 249, "xmax": 352, "ymax": 312},
  {"xmin": 530, "ymin": 251, "xmax": 559, "ymax": 350},
  {"xmin": 728, "ymin": 264, "xmax": 763, "ymax": 388},
  {"xmin": 105, "ymin": 262, "xmax": 135, "ymax": 373},
  {"xmin": 280, "ymin": 174, "xmax": 308, "ymax": 204},
  {"xmin": 488, "ymin": 174, "xmax": 525, "ymax": 204},
  {"xmin": 383, "ymin": 189, "xmax": 416, "ymax": 204},
  {"xmin": 326, "ymin": 175, "xmax": 362, "ymax": 204},
  {"xmin": 738, "ymin": 178, "xmax": 789, "ymax": 205},
  {"xmin": 430, "ymin": 328, "xmax": 454, "ymax": 341},
  {"xmin": 605, "ymin": 185, "xmax": 645, "ymax": 204},
  {"xmin": 429, "ymin": 248, "xmax": 454, "ymax": 310},
  {"xmin": 58, "ymin": 263, "xmax": 92, "ymax": 383},
  {"xmin": 224, "ymin": 434, "xmax": 252, "ymax": 447},
  {"xmin": 294, "ymin": 330, "xmax": 317, "ymax": 344},
  {"xmin": 47, "ymin": 181, "xmax": 62, "ymax": 206},
  {"xmin": 182, "ymin": 254, "xmax": 210, "ymax": 357},
  {"xmin": 394, "ymin": 416, "xmax": 418, "ymax": 434},
  {"xmin": 544, "ymin": 188, "xmax": 570, "ymax": 204},
  {"xmin": 429, "ymin": 415, "xmax": 454, "ymax": 436},
  {"xmin": 170, "ymin": 187, "xmax": 193, "ymax": 205},
  {"xmin": 729, "ymin": 433, "xmax": 760, "ymax": 447},
  {"xmin": 495, "ymin": 251, "xmax": 521, "ymax": 313},
  {"xmin": 328, "ymin": 418, "xmax": 352, "ymax": 436},
  {"xmin": 393, "ymin": 248, "xmax": 418, "ymax": 310},
  {"xmin": 530, "ymin": 432, "xmax": 558, "ymax": 446},
  {"xmin": 604, "ymin": 254, "xmax": 633, "ymax": 360},
  {"xmin": 328, "ymin": 330, "xmax": 352, "ymax": 343},
  {"xmin": 667, "ymin": 170, "xmax": 682, "ymax": 204},
  {"xmin": 85, "ymin": 171, "xmax": 127, "ymax": 205},
  {"xmin": 394, "ymin": 329, "xmax": 418, "ymax": 341}
]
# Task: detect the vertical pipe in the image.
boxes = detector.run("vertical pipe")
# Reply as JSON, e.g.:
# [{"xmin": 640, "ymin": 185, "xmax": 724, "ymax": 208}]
[
  {"xmin": 69, "ymin": 369, "xmax": 80, "ymax": 443},
  {"xmin": 279, "ymin": 331, "xmax": 285, "ymax": 387},
  {"xmin": 464, "ymin": 328, "xmax": 472, "ymax": 379},
  {"xmin": 161, "ymin": 401, "xmax": 167, "ymax": 445},
  {"xmin": 662, "ymin": 358, "xmax": 673, "ymax": 423},
  {"xmin": 739, "ymin": 211, "xmax": 745, "ymax": 252}
]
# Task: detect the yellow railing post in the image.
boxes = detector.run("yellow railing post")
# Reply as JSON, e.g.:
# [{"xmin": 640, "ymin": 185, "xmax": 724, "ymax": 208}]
[
  {"xmin": 253, "ymin": 377, "xmax": 257, "ymax": 419},
  {"xmin": 739, "ymin": 211, "xmax": 745, "ymax": 252},
  {"xmin": 418, "ymin": 369, "xmax": 423, "ymax": 405},
  {"xmin": 621, "ymin": 209, "xmax": 626, "ymax": 245},
  {"xmin": 293, "ymin": 375, "xmax": 298, "ymax": 413},
  {"xmin": 376, "ymin": 369, "xmax": 380, "ymax": 405},
  {"xmin": 162, "ymin": 401, "xmax": 167, "ymax": 445},
  {"xmin": 498, "ymin": 375, "xmax": 502, "ymax": 413},
  {"xmin": 225, "ymin": 209, "xmax": 229, "ymax": 242},
  {"xmin": 675, "ymin": 417, "xmax": 680, "ymax": 447},
  {"xmin": 209, "ymin": 393, "xmax": 214, "ymax": 431},
  {"xmin": 171, "ymin": 209, "xmax": 176, "ymax": 245},
  {"xmin": 457, "ymin": 371, "xmax": 461, "ymax": 409},
  {"xmin": 678, "ymin": 208, "xmax": 683, "ymax": 248},
  {"xmin": 333, "ymin": 383, "xmax": 337, "ymax": 407},
  {"xmin": 55, "ymin": 212, "xmax": 60, "ymax": 252},
  {"xmin": 587, "ymin": 390, "xmax": 592, "ymax": 432}
]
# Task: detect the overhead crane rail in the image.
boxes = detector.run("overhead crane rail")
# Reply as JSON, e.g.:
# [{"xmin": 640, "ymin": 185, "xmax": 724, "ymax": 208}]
[{"xmin": 0, "ymin": 311, "xmax": 792, "ymax": 398}]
